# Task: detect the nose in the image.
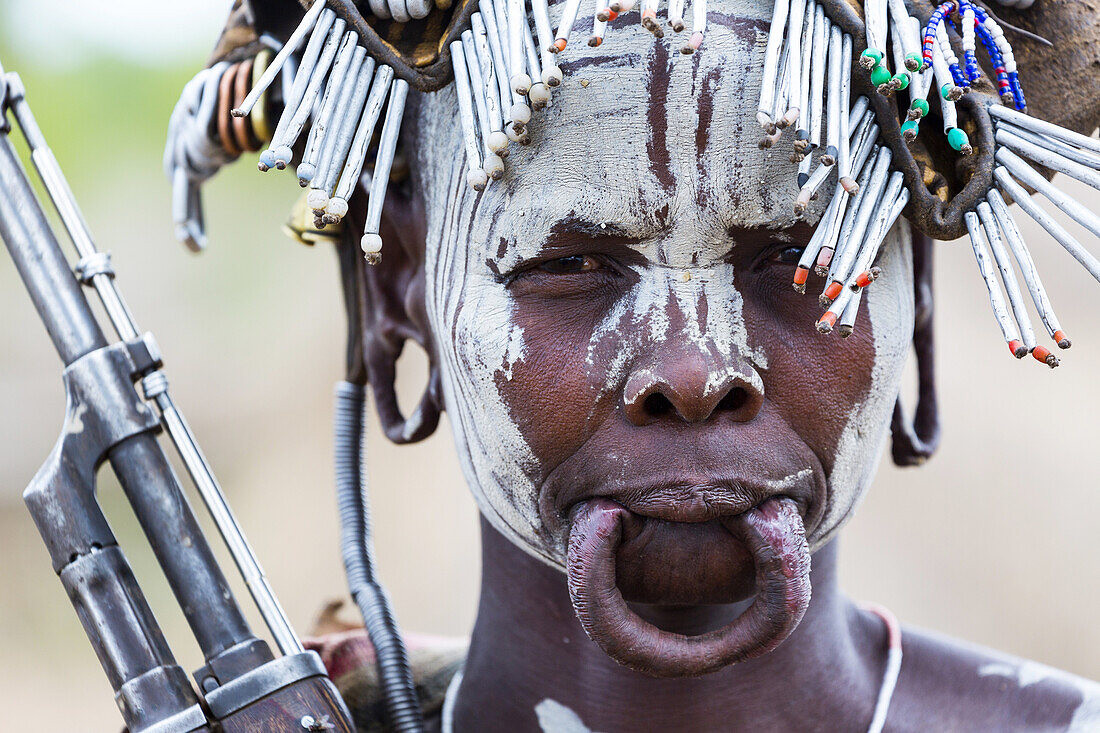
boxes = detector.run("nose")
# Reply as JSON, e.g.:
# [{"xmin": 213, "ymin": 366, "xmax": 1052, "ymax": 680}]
[{"xmin": 623, "ymin": 354, "xmax": 764, "ymax": 426}]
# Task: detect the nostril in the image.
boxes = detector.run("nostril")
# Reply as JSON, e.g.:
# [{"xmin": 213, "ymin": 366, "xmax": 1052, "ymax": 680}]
[
  {"xmin": 643, "ymin": 392, "xmax": 675, "ymax": 417},
  {"xmin": 716, "ymin": 387, "xmax": 748, "ymax": 413}
]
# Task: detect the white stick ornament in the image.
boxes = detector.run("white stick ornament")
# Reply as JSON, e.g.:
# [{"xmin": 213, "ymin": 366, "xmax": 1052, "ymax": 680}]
[{"xmin": 233, "ymin": 0, "xmax": 327, "ymax": 117}]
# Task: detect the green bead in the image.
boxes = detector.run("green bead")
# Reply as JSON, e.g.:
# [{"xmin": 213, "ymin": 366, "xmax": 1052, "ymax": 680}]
[
  {"xmin": 910, "ymin": 98, "xmax": 930, "ymax": 117},
  {"xmin": 901, "ymin": 120, "xmax": 920, "ymax": 137},
  {"xmin": 871, "ymin": 64, "xmax": 892, "ymax": 87},
  {"xmin": 861, "ymin": 48, "xmax": 884, "ymax": 65},
  {"xmin": 940, "ymin": 83, "xmax": 955, "ymax": 100},
  {"xmin": 892, "ymin": 72, "xmax": 910, "ymax": 90},
  {"xmin": 947, "ymin": 127, "xmax": 970, "ymax": 151},
  {"xmin": 905, "ymin": 52, "xmax": 922, "ymax": 70}
]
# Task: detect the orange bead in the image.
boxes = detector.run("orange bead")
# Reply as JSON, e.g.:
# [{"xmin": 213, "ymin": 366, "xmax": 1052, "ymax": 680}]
[{"xmin": 1031, "ymin": 345, "xmax": 1059, "ymax": 368}]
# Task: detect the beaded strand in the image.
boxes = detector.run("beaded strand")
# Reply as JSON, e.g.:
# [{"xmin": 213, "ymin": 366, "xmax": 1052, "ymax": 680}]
[
  {"xmin": 922, "ymin": 1, "xmax": 1027, "ymax": 112},
  {"xmin": 974, "ymin": 18, "xmax": 1011, "ymax": 105},
  {"xmin": 959, "ymin": 1, "xmax": 981, "ymax": 84},
  {"xmin": 938, "ymin": 13, "xmax": 967, "ymax": 89},
  {"xmin": 972, "ymin": 3, "xmax": 1026, "ymax": 111},
  {"xmin": 921, "ymin": 1, "xmax": 954, "ymax": 70}
]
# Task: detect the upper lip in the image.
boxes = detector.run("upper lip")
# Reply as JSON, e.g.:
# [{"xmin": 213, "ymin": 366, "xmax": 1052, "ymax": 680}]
[
  {"xmin": 609, "ymin": 481, "xmax": 766, "ymax": 522},
  {"xmin": 547, "ymin": 470, "xmax": 819, "ymax": 537}
]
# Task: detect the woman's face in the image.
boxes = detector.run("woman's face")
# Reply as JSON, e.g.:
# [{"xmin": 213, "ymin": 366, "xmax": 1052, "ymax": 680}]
[{"xmin": 409, "ymin": 0, "xmax": 913, "ymax": 604}]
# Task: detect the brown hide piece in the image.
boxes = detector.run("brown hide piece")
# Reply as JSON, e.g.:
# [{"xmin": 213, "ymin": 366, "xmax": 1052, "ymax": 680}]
[{"xmin": 995, "ymin": 0, "xmax": 1100, "ymax": 136}]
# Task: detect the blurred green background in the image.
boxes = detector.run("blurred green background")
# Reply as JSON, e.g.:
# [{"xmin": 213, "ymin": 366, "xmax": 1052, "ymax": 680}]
[{"xmin": 0, "ymin": 2, "xmax": 1097, "ymax": 730}]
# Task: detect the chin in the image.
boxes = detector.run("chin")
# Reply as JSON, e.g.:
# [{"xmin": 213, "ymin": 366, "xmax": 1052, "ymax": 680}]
[{"xmin": 614, "ymin": 515, "xmax": 758, "ymax": 605}]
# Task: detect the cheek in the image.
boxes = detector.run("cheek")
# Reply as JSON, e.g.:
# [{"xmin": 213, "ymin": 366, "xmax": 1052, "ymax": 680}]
[
  {"xmin": 495, "ymin": 292, "xmax": 620, "ymax": 474},
  {"xmin": 737, "ymin": 269, "xmax": 879, "ymax": 474},
  {"xmin": 813, "ymin": 229, "xmax": 915, "ymax": 544}
]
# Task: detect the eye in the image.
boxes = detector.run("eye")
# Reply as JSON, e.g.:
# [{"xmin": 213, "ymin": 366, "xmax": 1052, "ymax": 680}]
[
  {"xmin": 537, "ymin": 255, "xmax": 602, "ymax": 274},
  {"xmin": 768, "ymin": 246, "xmax": 805, "ymax": 266}
]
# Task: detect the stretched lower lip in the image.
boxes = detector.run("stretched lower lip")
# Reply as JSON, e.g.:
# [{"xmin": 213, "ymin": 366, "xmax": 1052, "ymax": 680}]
[{"xmin": 566, "ymin": 496, "xmax": 813, "ymax": 677}]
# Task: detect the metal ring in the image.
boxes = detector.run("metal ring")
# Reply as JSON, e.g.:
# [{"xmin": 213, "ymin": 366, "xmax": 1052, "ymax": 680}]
[
  {"xmin": 217, "ymin": 62, "xmax": 242, "ymax": 157},
  {"xmin": 250, "ymin": 49, "xmax": 275, "ymax": 145},
  {"xmin": 232, "ymin": 58, "xmax": 260, "ymax": 152}
]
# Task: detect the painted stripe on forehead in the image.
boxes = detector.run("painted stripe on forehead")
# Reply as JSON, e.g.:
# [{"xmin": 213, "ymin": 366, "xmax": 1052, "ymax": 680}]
[{"xmin": 647, "ymin": 38, "xmax": 676, "ymax": 192}]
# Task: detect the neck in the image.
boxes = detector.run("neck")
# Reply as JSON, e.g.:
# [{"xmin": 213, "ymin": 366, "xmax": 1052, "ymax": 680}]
[{"xmin": 451, "ymin": 518, "xmax": 887, "ymax": 732}]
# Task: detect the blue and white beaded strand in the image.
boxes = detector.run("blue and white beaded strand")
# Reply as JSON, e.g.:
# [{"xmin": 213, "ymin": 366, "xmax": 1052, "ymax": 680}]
[
  {"xmin": 972, "ymin": 3, "xmax": 1026, "ymax": 111},
  {"xmin": 921, "ymin": 0, "xmax": 1028, "ymax": 113},
  {"xmin": 959, "ymin": 1, "xmax": 981, "ymax": 86}
]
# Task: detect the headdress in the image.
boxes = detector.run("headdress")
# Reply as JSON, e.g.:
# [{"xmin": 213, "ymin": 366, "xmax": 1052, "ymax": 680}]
[
  {"xmin": 167, "ymin": 0, "xmax": 1100, "ymax": 364},
  {"xmin": 163, "ymin": 0, "xmax": 1100, "ymax": 725}
]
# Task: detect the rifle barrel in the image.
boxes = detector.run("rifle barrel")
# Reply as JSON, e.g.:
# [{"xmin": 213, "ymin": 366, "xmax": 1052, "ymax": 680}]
[
  {"xmin": 5, "ymin": 70, "xmax": 303, "ymax": 657},
  {"xmin": 0, "ymin": 131, "xmax": 106, "ymax": 364},
  {"xmin": 1, "ymin": 90, "xmax": 262, "ymax": 654}
]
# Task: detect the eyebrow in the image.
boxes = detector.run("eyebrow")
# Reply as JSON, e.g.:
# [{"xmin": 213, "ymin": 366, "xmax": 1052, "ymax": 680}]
[
  {"xmin": 724, "ymin": 221, "xmax": 817, "ymax": 247},
  {"xmin": 550, "ymin": 216, "xmax": 648, "ymax": 241}
]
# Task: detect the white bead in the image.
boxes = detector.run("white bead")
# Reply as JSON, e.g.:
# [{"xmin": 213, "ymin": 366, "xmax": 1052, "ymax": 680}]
[
  {"xmin": 510, "ymin": 102, "xmax": 532, "ymax": 126},
  {"xmin": 325, "ymin": 197, "xmax": 349, "ymax": 219},
  {"xmin": 307, "ymin": 188, "xmax": 329, "ymax": 211},
  {"xmin": 488, "ymin": 130, "xmax": 509, "ymax": 152},
  {"xmin": 296, "ymin": 162, "xmax": 317, "ymax": 184},
  {"xmin": 361, "ymin": 232, "xmax": 383, "ymax": 254},
  {"xmin": 528, "ymin": 83, "xmax": 551, "ymax": 108},
  {"xmin": 272, "ymin": 145, "xmax": 294, "ymax": 167},
  {"xmin": 484, "ymin": 153, "xmax": 505, "ymax": 180},
  {"xmin": 542, "ymin": 65, "xmax": 563, "ymax": 87},
  {"xmin": 467, "ymin": 168, "xmax": 489, "ymax": 190},
  {"xmin": 511, "ymin": 72, "xmax": 532, "ymax": 95}
]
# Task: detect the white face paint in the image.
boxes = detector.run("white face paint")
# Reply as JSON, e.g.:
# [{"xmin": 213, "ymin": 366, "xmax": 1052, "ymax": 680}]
[
  {"xmin": 980, "ymin": 661, "xmax": 1100, "ymax": 731},
  {"xmin": 535, "ymin": 698, "xmax": 599, "ymax": 733},
  {"xmin": 809, "ymin": 224, "xmax": 913, "ymax": 548},
  {"xmin": 410, "ymin": 0, "xmax": 913, "ymax": 566}
]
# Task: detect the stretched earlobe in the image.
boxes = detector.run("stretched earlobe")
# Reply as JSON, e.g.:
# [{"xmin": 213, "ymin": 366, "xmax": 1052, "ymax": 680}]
[
  {"xmin": 891, "ymin": 225, "xmax": 940, "ymax": 466},
  {"xmin": 365, "ymin": 332, "xmax": 443, "ymax": 444},
  {"xmin": 336, "ymin": 183, "xmax": 443, "ymax": 445}
]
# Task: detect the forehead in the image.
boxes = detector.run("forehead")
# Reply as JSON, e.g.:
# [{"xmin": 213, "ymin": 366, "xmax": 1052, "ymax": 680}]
[{"xmin": 413, "ymin": 0, "xmax": 828, "ymax": 255}]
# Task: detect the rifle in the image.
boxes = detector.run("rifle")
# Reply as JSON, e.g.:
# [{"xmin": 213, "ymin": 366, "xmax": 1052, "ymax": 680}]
[{"xmin": 0, "ymin": 61, "xmax": 354, "ymax": 732}]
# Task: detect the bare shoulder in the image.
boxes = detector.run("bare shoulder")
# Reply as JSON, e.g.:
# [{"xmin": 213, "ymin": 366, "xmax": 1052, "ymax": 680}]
[{"xmin": 884, "ymin": 625, "xmax": 1100, "ymax": 733}]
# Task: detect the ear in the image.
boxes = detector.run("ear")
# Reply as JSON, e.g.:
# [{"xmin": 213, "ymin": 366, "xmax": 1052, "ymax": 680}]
[
  {"xmin": 338, "ymin": 177, "xmax": 443, "ymax": 444},
  {"xmin": 890, "ymin": 224, "xmax": 940, "ymax": 466}
]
